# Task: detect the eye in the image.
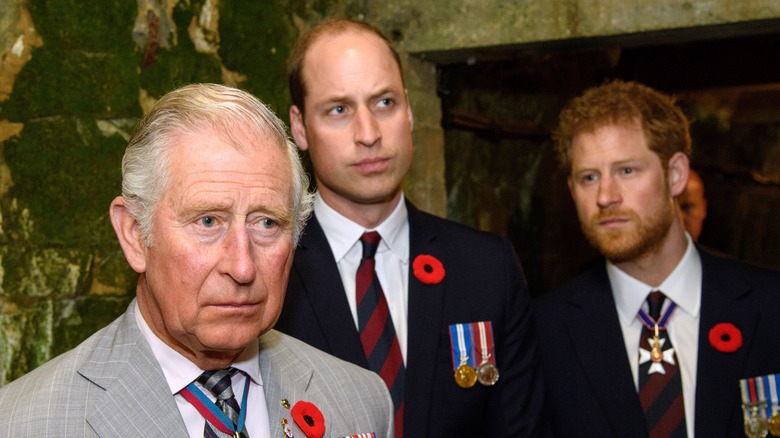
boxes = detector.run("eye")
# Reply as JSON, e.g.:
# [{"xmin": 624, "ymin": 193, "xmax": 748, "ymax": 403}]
[
  {"xmin": 261, "ymin": 218, "xmax": 276, "ymax": 229},
  {"xmin": 198, "ymin": 216, "xmax": 217, "ymax": 228},
  {"xmin": 378, "ymin": 98, "xmax": 393, "ymax": 107},
  {"xmin": 621, "ymin": 167, "xmax": 634, "ymax": 175},
  {"xmin": 329, "ymin": 105, "xmax": 346, "ymax": 115}
]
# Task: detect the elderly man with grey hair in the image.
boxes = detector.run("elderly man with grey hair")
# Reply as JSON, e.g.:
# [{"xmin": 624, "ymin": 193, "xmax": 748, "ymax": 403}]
[{"xmin": 0, "ymin": 83, "xmax": 393, "ymax": 438}]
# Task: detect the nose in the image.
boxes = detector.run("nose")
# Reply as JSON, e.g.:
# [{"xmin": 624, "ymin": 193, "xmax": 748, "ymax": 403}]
[
  {"xmin": 353, "ymin": 106, "xmax": 381, "ymax": 147},
  {"xmin": 222, "ymin": 225, "xmax": 256, "ymax": 284},
  {"xmin": 597, "ymin": 175, "xmax": 621, "ymax": 209}
]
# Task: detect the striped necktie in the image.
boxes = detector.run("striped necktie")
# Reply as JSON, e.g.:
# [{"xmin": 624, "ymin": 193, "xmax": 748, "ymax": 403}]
[
  {"xmin": 356, "ymin": 231, "xmax": 405, "ymax": 437},
  {"xmin": 638, "ymin": 291, "xmax": 687, "ymax": 437},
  {"xmin": 198, "ymin": 368, "xmax": 249, "ymax": 438}
]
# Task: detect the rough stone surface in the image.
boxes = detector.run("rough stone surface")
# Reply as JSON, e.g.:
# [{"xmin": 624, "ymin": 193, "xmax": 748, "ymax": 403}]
[
  {"xmin": 0, "ymin": 0, "xmax": 353, "ymax": 385},
  {"xmin": 2, "ymin": 0, "xmax": 780, "ymax": 386},
  {"xmin": 365, "ymin": 0, "xmax": 780, "ymax": 55}
]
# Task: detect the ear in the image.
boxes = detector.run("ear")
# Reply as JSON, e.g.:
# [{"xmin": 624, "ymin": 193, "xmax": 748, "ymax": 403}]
[
  {"xmin": 289, "ymin": 105, "xmax": 308, "ymax": 151},
  {"xmin": 109, "ymin": 196, "xmax": 147, "ymax": 273},
  {"xmin": 405, "ymin": 90, "xmax": 414, "ymax": 131},
  {"xmin": 667, "ymin": 152, "xmax": 690, "ymax": 197}
]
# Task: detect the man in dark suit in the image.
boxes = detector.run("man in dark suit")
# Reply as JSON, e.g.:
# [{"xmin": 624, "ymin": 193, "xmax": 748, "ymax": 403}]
[
  {"xmin": 535, "ymin": 80, "xmax": 780, "ymax": 437},
  {"xmin": 275, "ymin": 18, "xmax": 543, "ymax": 437}
]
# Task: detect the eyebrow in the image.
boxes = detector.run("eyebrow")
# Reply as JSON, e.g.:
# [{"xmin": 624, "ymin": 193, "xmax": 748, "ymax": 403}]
[{"xmin": 318, "ymin": 86, "xmax": 400, "ymax": 105}]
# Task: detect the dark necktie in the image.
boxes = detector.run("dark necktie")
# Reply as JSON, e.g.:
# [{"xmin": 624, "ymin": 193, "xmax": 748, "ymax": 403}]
[
  {"xmin": 198, "ymin": 368, "xmax": 249, "ymax": 438},
  {"xmin": 356, "ymin": 231, "xmax": 405, "ymax": 437},
  {"xmin": 638, "ymin": 291, "xmax": 687, "ymax": 437}
]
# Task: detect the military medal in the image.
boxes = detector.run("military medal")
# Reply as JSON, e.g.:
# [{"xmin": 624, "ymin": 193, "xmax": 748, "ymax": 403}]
[
  {"xmin": 637, "ymin": 299, "xmax": 677, "ymax": 369},
  {"xmin": 455, "ymin": 360, "xmax": 478, "ymax": 388},
  {"xmin": 768, "ymin": 407, "xmax": 780, "ymax": 437},
  {"xmin": 449, "ymin": 323, "xmax": 477, "ymax": 388},
  {"xmin": 280, "ymin": 399, "xmax": 294, "ymax": 437},
  {"xmin": 475, "ymin": 321, "xmax": 499, "ymax": 386},
  {"xmin": 449, "ymin": 321, "xmax": 499, "ymax": 388},
  {"xmin": 477, "ymin": 361, "xmax": 499, "ymax": 386},
  {"xmin": 740, "ymin": 374, "xmax": 780, "ymax": 437},
  {"xmin": 770, "ymin": 374, "xmax": 780, "ymax": 437},
  {"xmin": 650, "ymin": 324, "xmax": 663, "ymax": 363}
]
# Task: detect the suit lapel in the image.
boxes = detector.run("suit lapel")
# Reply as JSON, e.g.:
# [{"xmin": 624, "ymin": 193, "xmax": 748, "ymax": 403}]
[
  {"xmin": 261, "ymin": 332, "xmax": 317, "ymax": 437},
  {"xmin": 694, "ymin": 250, "xmax": 758, "ymax": 436},
  {"xmin": 566, "ymin": 266, "xmax": 648, "ymax": 437},
  {"xmin": 404, "ymin": 202, "xmax": 447, "ymax": 435},
  {"xmin": 81, "ymin": 302, "xmax": 187, "ymax": 436},
  {"xmin": 293, "ymin": 214, "xmax": 367, "ymax": 367}
]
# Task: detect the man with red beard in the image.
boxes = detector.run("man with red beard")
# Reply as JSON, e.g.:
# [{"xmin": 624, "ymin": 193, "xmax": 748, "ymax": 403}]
[{"xmin": 534, "ymin": 80, "xmax": 780, "ymax": 438}]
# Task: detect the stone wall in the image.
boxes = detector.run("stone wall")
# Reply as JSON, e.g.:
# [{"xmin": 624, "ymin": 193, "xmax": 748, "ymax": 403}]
[
  {"xmin": 2, "ymin": 0, "xmax": 779, "ymax": 385},
  {"xmin": 358, "ymin": 0, "xmax": 780, "ymax": 293},
  {"xmin": 0, "ymin": 0, "xmax": 356, "ymax": 386}
]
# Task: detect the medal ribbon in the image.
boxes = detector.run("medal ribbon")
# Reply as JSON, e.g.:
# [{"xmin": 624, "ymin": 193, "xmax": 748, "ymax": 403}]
[
  {"xmin": 473, "ymin": 321, "xmax": 496, "ymax": 365},
  {"xmin": 740, "ymin": 374, "xmax": 780, "ymax": 418},
  {"xmin": 448, "ymin": 323, "xmax": 476, "ymax": 370},
  {"xmin": 180, "ymin": 374, "xmax": 250, "ymax": 436},
  {"xmin": 636, "ymin": 300, "xmax": 677, "ymax": 331}
]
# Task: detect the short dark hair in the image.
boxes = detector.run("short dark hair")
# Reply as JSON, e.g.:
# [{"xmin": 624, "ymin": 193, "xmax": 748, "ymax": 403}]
[
  {"xmin": 553, "ymin": 80, "xmax": 691, "ymax": 172},
  {"xmin": 287, "ymin": 18, "xmax": 403, "ymax": 115}
]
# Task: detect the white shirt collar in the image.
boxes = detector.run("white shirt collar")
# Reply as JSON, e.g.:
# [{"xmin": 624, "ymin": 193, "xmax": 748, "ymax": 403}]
[
  {"xmin": 134, "ymin": 303, "xmax": 263, "ymax": 394},
  {"xmin": 609, "ymin": 233, "xmax": 702, "ymax": 326},
  {"xmin": 314, "ymin": 192, "xmax": 409, "ymax": 263}
]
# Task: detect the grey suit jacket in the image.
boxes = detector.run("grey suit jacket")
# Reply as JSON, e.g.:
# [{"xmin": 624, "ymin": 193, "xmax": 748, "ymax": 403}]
[{"xmin": 0, "ymin": 300, "xmax": 394, "ymax": 437}]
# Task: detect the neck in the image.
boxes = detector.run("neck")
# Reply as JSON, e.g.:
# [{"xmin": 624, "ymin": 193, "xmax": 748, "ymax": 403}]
[
  {"xmin": 189, "ymin": 353, "xmax": 242, "ymax": 371},
  {"xmin": 612, "ymin": 223, "xmax": 689, "ymax": 287},
  {"xmin": 318, "ymin": 189, "xmax": 402, "ymax": 229}
]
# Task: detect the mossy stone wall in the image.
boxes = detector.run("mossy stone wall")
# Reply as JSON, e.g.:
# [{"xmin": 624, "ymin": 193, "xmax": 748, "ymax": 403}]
[
  {"xmin": 0, "ymin": 0, "xmax": 355, "ymax": 386},
  {"xmin": 2, "ymin": 0, "xmax": 779, "ymax": 385}
]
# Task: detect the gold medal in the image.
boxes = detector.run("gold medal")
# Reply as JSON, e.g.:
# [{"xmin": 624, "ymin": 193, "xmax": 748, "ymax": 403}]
[
  {"xmin": 455, "ymin": 362, "xmax": 477, "ymax": 388},
  {"xmin": 769, "ymin": 412, "xmax": 780, "ymax": 436},
  {"xmin": 477, "ymin": 361, "xmax": 500, "ymax": 386},
  {"xmin": 650, "ymin": 324, "xmax": 663, "ymax": 363},
  {"xmin": 651, "ymin": 337, "xmax": 663, "ymax": 362}
]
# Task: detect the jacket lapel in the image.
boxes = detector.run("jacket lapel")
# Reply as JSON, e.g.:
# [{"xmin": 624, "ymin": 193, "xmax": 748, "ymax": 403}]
[
  {"xmin": 694, "ymin": 250, "xmax": 758, "ymax": 436},
  {"xmin": 261, "ymin": 332, "xmax": 317, "ymax": 437},
  {"xmin": 566, "ymin": 266, "xmax": 648, "ymax": 437},
  {"xmin": 403, "ymin": 202, "xmax": 447, "ymax": 436},
  {"xmin": 292, "ymin": 214, "xmax": 367, "ymax": 367},
  {"xmin": 82, "ymin": 302, "xmax": 187, "ymax": 436}
]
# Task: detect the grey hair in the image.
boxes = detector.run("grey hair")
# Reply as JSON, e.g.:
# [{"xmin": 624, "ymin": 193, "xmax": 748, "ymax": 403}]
[{"xmin": 121, "ymin": 83, "xmax": 314, "ymax": 246}]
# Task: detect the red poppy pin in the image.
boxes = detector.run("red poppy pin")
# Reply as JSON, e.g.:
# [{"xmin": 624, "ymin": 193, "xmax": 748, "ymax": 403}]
[
  {"xmin": 708, "ymin": 322, "xmax": 742, "ymax": 353},
  {"xmin": 413, "ymin": 254, "xmax": 446, "ymax": 285},
  {"xmin": 291, "ymin": 400, "xmax": 325, "ymax": 438}
]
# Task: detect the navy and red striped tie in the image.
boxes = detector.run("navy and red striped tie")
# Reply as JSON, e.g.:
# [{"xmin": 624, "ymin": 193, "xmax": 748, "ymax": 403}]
[
  {"xmin": 356, "ymin": 231, "xmax": 405, "ymax": 437},
  {"xmin": 638, "ymin": 291, "xmax": 687, "ymax": 437},
  {"xmin": 198, "ymin": 368, "xmax": 249, "ymax": 438}
]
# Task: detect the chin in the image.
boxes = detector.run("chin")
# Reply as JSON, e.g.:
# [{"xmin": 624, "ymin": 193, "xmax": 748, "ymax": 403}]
[{"xmin": 201, "ymin": 323, "xmax": 266, "ymax": 350}]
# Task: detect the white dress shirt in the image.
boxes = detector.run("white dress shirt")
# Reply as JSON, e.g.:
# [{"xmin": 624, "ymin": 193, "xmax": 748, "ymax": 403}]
[
  {"xmin": 314, "ymin": 192, "xmax": 410, "ymax": 364},
  {"xmin": 135, "ymin": 305, "xmax": 271, "ymax": 438},
  {"xmin": 609, "ymin": 233, "xmax": 701, "ymax": 438}
]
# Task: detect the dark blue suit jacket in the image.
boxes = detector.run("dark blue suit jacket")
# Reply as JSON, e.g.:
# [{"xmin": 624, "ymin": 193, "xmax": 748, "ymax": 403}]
[
  {"xmin": 275, "ymin": 201, "xmax": 543, "ymax": 437},
  {"xmin": 534, "ymin": 248, "xmax": 780, "ymax": 437}
]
